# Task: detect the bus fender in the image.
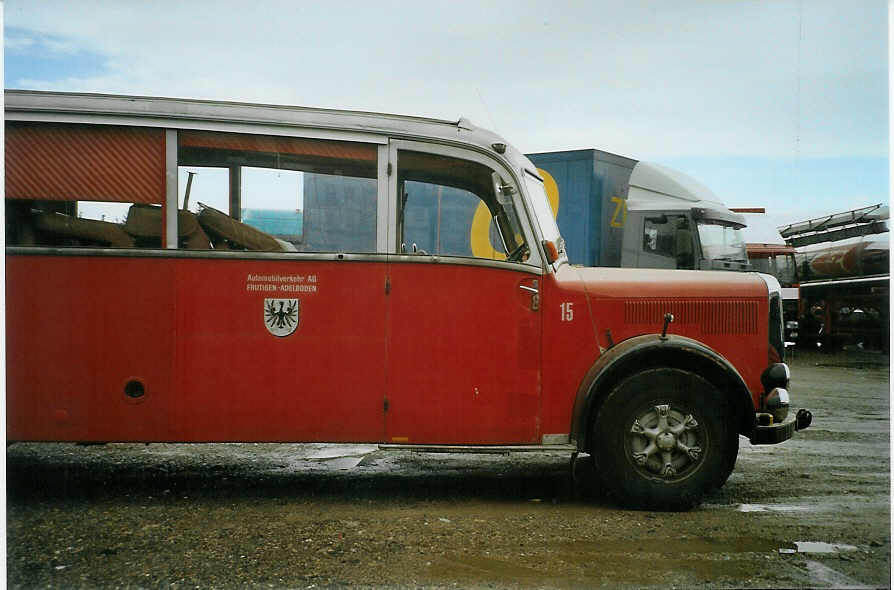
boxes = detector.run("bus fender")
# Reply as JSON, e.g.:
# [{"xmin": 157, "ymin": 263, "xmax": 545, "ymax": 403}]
[{"xmin": 570, "ymin": 333, "xmax": 756, "ymax": 453}]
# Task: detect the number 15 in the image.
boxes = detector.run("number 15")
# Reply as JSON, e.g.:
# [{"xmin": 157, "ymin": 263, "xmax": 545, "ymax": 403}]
[{"xmin": 560, "ymin": 302, "xmax": 574, "ymax": 322}]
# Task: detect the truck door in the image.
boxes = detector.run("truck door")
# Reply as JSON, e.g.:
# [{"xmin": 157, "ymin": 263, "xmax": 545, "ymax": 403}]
[{"xmin": 384, "ymin": 142, "xmax": 543, "ymax": 444}]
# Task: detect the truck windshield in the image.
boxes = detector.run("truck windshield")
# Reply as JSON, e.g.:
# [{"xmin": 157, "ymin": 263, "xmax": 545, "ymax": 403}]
[
  {"xmin": 523, "ymin": 170, "xmax": 564, "ymax": 257},
  {"xmin": 750, "ymin": 254, "xmax": 798, "ymax": 287},
  {"xmin": 696, "ymin": 222, "xmax": 748, "ymax": 263}
]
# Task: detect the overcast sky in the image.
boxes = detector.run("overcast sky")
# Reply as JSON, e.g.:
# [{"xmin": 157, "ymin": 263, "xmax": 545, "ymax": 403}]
[{"xmin": 4, "ymin": 0, "xmax": 889, "ymax": 227}]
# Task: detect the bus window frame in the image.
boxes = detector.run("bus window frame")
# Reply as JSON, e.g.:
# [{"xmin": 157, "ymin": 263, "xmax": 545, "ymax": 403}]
[
  {"xmin": 386, "ymin": 138, "xmax": 544, "ymax": 270},
  {"xmin": 166, "ymin": 127, "xmax": 389, "ymax": 255}
]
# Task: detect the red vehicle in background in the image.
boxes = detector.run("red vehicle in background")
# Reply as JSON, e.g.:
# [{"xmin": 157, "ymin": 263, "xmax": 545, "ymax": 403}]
[
  {"xmin": 730, "ymin": 209, "xmax": 801, "ymax": 344},
  {"xmin": 779, "ymin": 205, "xmax": 889, "ymax": 352},
  {"xmin": 5, "ymin": 91, "xmax": 811, "ymax": 509},
  {"xmin": 795, "ymin": 237, "xmax": 889, "ymax": 352}
]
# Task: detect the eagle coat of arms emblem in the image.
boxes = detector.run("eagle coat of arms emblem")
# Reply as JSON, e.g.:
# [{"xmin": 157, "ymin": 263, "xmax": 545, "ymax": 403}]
[{"xmin": 264, "ymin": 298, "xmax": 300, "ymax": 337}]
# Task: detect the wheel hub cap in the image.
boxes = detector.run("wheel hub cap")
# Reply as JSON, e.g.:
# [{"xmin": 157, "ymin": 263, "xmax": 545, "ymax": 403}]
[
  {"xmin": 656, "ymin": 432, "xmax": 676, "ymax": 451},
  {"xmin": 628, "ymin": 404, "xmax": 704, "ymax": 479}
]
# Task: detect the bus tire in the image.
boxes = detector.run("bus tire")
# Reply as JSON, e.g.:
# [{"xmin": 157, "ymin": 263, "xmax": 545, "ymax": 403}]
[
  {"xmin": 590, "ymin": 367, "xmax": 731, "ymax": 510},
  {"xmin": 715, "ymin": 429, "xmax": 740, "ymax": 489}
]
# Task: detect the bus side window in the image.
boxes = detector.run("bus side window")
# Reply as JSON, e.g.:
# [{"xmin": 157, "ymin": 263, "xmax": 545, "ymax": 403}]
[
  {"xmin": 5, "ymin": 124, "xmax": 381, "ymax": 253},
  {"xmin": 5, "ymin": 122, "xmax": 168, "ymax": 249},
  {"xmin": 178, "ymin": 131, "xmax": 378, "ymax": 253},
  {"xmin": 402, "ymin": 180, "xmax": 484, "ymax": 256},
  {"xmin": 397, "ymin": 150, "xmax": 527, "ymax": 261}
]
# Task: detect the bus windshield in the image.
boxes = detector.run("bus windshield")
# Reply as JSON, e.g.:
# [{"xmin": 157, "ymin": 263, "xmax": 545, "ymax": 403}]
[{"xmin": 523, "ymin": 170, "xmax": 565, "ymax": 260}]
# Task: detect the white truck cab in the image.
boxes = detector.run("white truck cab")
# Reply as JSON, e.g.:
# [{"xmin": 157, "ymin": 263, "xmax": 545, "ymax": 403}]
[{"xmin": 622, "ymin": 162, "xmax": 750, "ymax": 271}]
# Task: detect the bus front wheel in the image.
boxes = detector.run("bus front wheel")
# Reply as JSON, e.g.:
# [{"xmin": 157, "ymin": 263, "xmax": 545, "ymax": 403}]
[{"xmin": 590, "ymin": 367, "xmax": 734, "ymax": 510}]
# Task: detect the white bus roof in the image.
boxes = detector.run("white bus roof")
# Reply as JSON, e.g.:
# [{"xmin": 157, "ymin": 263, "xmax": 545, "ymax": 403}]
[{"xmin": 4, "ymin": 89, "xmax": 525, "ymax": 165}]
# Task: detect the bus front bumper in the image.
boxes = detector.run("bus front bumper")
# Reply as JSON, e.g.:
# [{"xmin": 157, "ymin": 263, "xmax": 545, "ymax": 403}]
[{"xmin": 749, "ymin": 408, "xmax": 813, "ymax": 445}]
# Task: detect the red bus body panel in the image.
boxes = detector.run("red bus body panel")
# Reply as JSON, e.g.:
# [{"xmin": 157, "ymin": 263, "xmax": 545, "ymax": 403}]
[
  {"xmin": 566, "ymin": 266, "xmax": 769, "ymax": 407},
  {"xmin": 536, "ymin": 265, "xmax": 769, "ymax": 436},
  {"xmin": 8, "ymin": 251, "xmax": 770, "ymax": 444},
  {"xmin": 8, "ymin": 252, "xmax": 770, "ymax": 444},
  {"xmin": 8, "ymin": 254, "xmax": 388, "ymax": 442}
]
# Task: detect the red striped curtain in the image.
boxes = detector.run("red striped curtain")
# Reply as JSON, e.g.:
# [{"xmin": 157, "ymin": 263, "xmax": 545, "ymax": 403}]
[
  {"xmin": 6, "ymin": 122, "xmax": 166, "ymax": 203},
  {"xmin": 179, "ymin": 130, "xmax": 377, "ymax": 162}
]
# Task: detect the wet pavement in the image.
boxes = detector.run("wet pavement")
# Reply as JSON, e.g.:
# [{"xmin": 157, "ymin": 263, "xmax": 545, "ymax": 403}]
[{"xmin": 6, "ymin": 351, "xmax": 890, "ymax": 588}]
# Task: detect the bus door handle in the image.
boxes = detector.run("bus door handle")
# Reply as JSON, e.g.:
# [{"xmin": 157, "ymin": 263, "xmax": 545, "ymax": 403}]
[{"xmin": 519, "ymin": 281, "xmax": 540, "ymax": 312}]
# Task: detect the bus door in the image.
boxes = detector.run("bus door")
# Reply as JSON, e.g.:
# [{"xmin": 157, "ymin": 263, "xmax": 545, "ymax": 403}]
[{"xmin": 384, "ymin": 143, "xmax": 543, "ymax": 445}]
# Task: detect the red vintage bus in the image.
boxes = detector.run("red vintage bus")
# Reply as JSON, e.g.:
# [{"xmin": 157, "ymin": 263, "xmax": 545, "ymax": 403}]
[{"xmin": 5, "ymin": 90, "xmax": 810, "ymax": 509}]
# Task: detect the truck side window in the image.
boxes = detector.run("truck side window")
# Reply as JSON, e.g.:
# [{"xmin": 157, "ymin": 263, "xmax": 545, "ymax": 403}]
[
  {"xmin": 397, "ymin": 150, "xmax": 527, "ymax": 261},
  {"xmin": 178, "ymin": 131, "xmax": 378, "ymax": 253},
  {"xmin": 643, "ymin": 215, "xmax": 695, "ymax": 269}
]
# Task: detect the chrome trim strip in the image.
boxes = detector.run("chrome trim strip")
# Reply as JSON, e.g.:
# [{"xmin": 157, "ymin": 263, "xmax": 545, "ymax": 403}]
[
  {"xmin": 800, "ymin": 275, "xmax": 890, "ymax": 288},
  {"xmin": 386, "ymin": 141, "xmax": 399, "ymax": 252},
  {"xmin": 6, "ymin": 247, "xmax": 391, "ymax": 263},
  {"xmin": 165, "ymin": 129, "xmax": 178, "ymax": 248},
  {"xmin": 6, "ymin": 112, "xmax": 389, "ymax": 146},
  {"xmin": 386, "ymin": 254, "xmax": 542, "ymax": 275},
  {"xmin": 5, "ymin": 90, "xmax": 458, "ymax": 128},
  {"xmin": 376, "ymin": 144, "xmax": 389, "ymax": 253},
  {"xmin": 6, "ymin": 247, "xmax": 542, "ymax": 273}
]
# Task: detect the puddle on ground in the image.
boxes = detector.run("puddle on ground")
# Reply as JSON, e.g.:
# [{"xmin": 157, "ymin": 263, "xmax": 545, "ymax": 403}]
[
  {"xmin": 778, "ymin": 540, "xmax": 860, "ymax": 555},
  {"xmin": 303, "ymin": 444, "xmax": 379, "ymax": 460},
  {"xmin": 316, "ymin": 456, "xmax": 367, "ymax": 470},
  {"xmin": 709, "ymin": 499, "xmax": 888, "ymax": 515},
  {"xmin": 426, "ymin": 537, "xmax": 867, "ymax": 588},
  {"xmin": 425, "ymin": 538, "xmax": 787, "ymax": 589},
  {"xmin": 280, "ymin": 444, "xmax": 379, "ymax": 470},
  {"xmin": 562, "ymin": 537, "xmax": 783, "ymax": 555},
  {"xmin": 736, "ymin": 503, "xmax": 813, "ymax": 513},
  {"xmin": 792, "ymin": 541, "xmax": 859, "ymax": 553}
]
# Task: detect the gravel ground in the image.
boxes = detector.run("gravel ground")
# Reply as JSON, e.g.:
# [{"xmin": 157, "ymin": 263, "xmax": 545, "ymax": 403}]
[{"xmin": 6, "ymin": 351, "xmax": 890, "ymax": 589}]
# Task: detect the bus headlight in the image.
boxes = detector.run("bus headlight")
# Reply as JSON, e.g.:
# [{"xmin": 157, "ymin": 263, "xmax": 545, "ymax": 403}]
[
  {"xmin": 761, "ymin": 362, "xmax": 790, "ymax": 391},
  {"xmin": 764, "ymin": 388, "xmax": 791, "ymax": 423}
]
